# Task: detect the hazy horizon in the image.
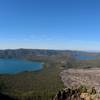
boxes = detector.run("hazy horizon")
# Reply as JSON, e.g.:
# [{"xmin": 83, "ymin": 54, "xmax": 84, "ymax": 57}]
[
  {"xmin": 0, "ymin": 0, "xmax": 100, "ymax": 50},
  {"xmin": 0, "ymin": 48, "xmax": 100, "ymax": 53}
]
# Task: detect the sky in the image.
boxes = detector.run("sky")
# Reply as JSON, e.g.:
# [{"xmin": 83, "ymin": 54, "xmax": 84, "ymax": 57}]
[{"xmin": 0, "ymin": 0, "xmax": 100, "ymax": 51}]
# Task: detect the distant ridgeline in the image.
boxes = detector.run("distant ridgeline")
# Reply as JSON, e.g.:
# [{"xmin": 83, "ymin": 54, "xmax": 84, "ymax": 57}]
[
  {"xmin": 0, "ymin": 49, "xmax": 74, "ymax": 58},
  {"xmin": 0, "ymin": 49, "xmax": 98, "ymax": 60}
]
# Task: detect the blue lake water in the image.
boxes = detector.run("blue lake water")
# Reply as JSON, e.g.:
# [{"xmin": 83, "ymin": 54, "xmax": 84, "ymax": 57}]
[
  {"xmin": 76, "ymin": 55, "xmax": 96, "ymax": 60},
  {"xmin": 0, "ymin": 59, "xmax": 43, "ymax": 74}
]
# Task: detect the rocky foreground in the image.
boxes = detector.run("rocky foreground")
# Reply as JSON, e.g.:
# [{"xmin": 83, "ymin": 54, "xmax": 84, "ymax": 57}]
[
  {"xmin": 55, "ymin": 68, "xmax": 100, "ymax": 100},
  {"xmin": 54, "ymin": 86, "xmax": 99, "ymax": 100}
]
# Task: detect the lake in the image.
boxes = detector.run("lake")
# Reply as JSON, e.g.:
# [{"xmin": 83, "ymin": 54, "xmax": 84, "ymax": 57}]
[
  {"xmin": 78, "ymin": 55, "xmax": 96, "ymax": 60},
  {"xmin": 0, "ymin": 58, "xmax": 43, "ymax": 74}
]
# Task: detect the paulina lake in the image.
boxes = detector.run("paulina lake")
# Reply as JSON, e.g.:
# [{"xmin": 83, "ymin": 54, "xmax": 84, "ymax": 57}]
[
  {"xmin": 0, "ymin": 55, "xmax": 96, "ymax": 74},
  {"xmin": 0, "ymin": 59, "xmax": 43, "ymax": 74}
]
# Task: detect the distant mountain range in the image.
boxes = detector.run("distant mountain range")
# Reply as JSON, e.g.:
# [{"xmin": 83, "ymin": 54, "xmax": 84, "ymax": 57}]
[
  {"xmin": 0, "ymin": 49, "xmax": 99, "ymax": 65},
  {"xmin": 0, "ymin": 48, "xmax": 99, "ymax": 57}
]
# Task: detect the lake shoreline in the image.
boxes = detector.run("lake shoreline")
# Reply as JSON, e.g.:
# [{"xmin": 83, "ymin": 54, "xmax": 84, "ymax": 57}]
[{"xmin": 0, "ymin": 58, "xmax": 43, "ymax": 74}]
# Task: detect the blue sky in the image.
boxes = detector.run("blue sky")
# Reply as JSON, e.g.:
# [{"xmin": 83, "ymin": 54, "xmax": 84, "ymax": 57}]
[{"xmin": 0, "ymin": 0, "xmax": 100, "ymax": 50}]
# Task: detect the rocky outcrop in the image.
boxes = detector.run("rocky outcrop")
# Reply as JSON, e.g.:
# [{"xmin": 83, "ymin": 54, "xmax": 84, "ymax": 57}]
[
  {"xmin": 54, "ymin": 88, "xmax": 81, "ymax": 100},
  {"xmin": 54, "ymin": 87, "xmax": 100, "ymax": 100}
]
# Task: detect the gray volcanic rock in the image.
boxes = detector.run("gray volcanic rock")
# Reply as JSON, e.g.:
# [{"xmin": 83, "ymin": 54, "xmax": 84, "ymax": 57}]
[{"xmin": 60, "ymin": 68, "xmax": 100, "ymax": 92}]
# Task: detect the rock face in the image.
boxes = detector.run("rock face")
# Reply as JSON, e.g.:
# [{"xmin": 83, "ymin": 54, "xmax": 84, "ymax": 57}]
[
  {"xmin": 60, "ymin": 68, "xmax": 100, "ymax": 92},
  {"xmin": 54, "ymin": 88, "xmax": 82, "ymax": 100}
]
